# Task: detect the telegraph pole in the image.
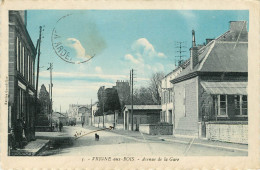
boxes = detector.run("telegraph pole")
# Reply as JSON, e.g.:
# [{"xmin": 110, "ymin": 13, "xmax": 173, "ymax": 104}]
[
  {"xmin": 34, "ymin": 26, "xmax": 42, "ymax": 138},
  {"xmin": 102, "ymin": 87, "xmax": 105, "ymax": 128},
  {"xmin": 47, "ymin": 63, "xmax": 53, "ymax": 130},
  {"xmin": 130, "ymin": 69, "xmax": 134, "ymax": 131},
  {"xmin": 175, "ymin": 41, "xmax": 186, "ymax": 67},
  {"xmin": 91, "ymin": 99, "xmax": 92, "ymax": 126}
]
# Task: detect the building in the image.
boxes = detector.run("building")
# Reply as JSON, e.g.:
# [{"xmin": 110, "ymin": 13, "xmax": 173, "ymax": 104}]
[
  {"xmin": 52, "ymin": 112, "xmax": 68, "ymax": 126},
  {"xmin": 8, "ymin": 10, "xmax": 37, "ymax": 148},
  {"xmin": 113, "ymin": 80, "xmax": 130, "ymax": 108},
  {"xmin": 170, "ymin": 21, "xmax": 248, "ymax": 144},
  {"xmin": 123, "ymin": 105, "xmax": 161, "ymax": 131},
  {"xmin": 161, "ymin": 66, "xmax": 183, "ymax": 124},
  {"xmin": 68, "ymin": 104, "xmax": 91, "ymax": 124}
]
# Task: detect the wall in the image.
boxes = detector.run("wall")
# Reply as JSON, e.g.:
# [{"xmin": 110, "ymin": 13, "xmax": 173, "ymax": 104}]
[
  {"xmin": 173, "ymin": 77, "xmax": 199, "ymax": 136},
  {"xmin": 124, "ymin": 109, "xmax": 161, "ymax": 131},
  {"xmin": 161, "ymin": 68, "xmax": 182, "ymax": 124},
  {"xmin": 93, "ymin": 112, "xmax": 123, "ymax": 129},
  {"xmin": 139, "ymin": 124, "xmax": 173, "ymax": 135},
  {"xmin": 206, "ymin": 122, "xmax": 248, "ymax": 144}
]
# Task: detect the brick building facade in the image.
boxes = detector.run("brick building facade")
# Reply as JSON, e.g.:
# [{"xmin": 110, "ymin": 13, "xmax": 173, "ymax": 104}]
[{"xmin": 8, "ymin": 10, "xmax": 37, "ymax": 148}]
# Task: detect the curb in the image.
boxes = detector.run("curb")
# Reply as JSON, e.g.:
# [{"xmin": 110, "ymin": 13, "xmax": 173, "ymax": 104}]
[{"xmin": 160, "ymin": 138, "xmax": 248, "ymax": 153}]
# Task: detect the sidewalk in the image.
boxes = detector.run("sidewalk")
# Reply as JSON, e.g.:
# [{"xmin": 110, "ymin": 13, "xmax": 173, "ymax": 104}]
[
  {"xmin": 10, "ymin": 139, "xmax": 49, "ymax": 156},
  {"xmin": 85, "ymin": 126, "xmax": 248, "ymax": 153}
]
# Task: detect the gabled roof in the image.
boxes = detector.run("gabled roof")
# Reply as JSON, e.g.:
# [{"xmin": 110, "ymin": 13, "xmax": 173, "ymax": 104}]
[
  {"xmin": 171, "ymin": 21, "xmax": 248, "ymax": 84},
  {"xmin": 123, "ymin": 105, "xmax": 161, "ymax": 111}
]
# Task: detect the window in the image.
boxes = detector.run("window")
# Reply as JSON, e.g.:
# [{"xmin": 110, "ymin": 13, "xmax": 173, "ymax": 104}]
[
  {"xmin": 32, "ymin": 61, "xmax": 34, "ymax": 87},
  {"xmin": 161, "ymin": 111, "xmax": 166, "ymax": 122},
  {"xmin": 28, "ymin": 55, "xmax": 30, "ymax": 82},
  {"xmin": 169, "ymin": 90, "xmax": 173, "ymax": 103},
  {"xmin": 23, "ymin": 47, "xmax": 25, "ymax": 76},
  {"xmin": 219, "ymin": 95, "xmax": 227, "ymax": 115},
  {"xmin": 234, "ymin": 95, "xmax": 247, "ymax": 116},
  {"xmin": 234, "ymin": 95, "xmax": 240, "ymax": 110},
  {"xmin": 19, "ymin": 41, "xmax": 22, "ymax": 74},
  {"xmin": 161, "ymin": 91, "xmax": 164, "ymax": 104},
  {"xmin": 16, "ymin": 37, "xmax": 19, "ymax": 71},
  {"xmin": 242, "ymin": 95, "xmax": 247, "ymax": 115}
]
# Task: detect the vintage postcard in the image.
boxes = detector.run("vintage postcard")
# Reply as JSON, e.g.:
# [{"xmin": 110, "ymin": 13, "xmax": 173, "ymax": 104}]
[{"xmin": 0, "ymin": 0, "xmax": 260, "ymax": 169}]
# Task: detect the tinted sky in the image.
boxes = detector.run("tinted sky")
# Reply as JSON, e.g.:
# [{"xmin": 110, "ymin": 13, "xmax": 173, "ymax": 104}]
[{"xmin": 27, "ymin": 10, "xmax": 249, "ymax": 112}]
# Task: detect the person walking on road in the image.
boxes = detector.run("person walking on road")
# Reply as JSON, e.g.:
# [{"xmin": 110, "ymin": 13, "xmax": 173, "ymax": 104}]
[
  {"xmin": 59, "ymin": 121, "xmax": 63, "ymax": 132},
  {"xmin": 55, "ymin": 121, "xmax": 58, "ymax": 131}
]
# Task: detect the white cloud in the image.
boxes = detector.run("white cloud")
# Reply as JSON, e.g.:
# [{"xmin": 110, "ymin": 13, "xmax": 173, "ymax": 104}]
[
  {"xmin": 65, "ymin": 38, "xmax": 92, "ymax": 59},
  {"xmin": 125, "ymin": 54, "xmax": 142, "ymax": 64},
  {"xmin": 95, "ymin": 66, "xmax": 103, "ymax": 74},
  {"xmin": 178, "ymin": 11, "xmax": 196, "ymax": 19},
  {"xmin": 158, "ymin": 52, "xmax": 166, "ymax": 58},
  {"xmin": 39, "ymin": 70, "xmax": 128, "ymax": 81},
  {"xmin": 132, "ymin": 38, "xmax": 156, "ymax": 57},
  {"xmin": 129, "ymin": 38, "xmax": 167, "ymax": 60}
]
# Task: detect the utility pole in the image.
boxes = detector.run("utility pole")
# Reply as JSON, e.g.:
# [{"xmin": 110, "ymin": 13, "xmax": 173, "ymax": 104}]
[
  {"xmin": 130, "ymin": 69, "xmax": 134, "ymax": 131},
  {"xmin": 175, "ymin": 41, "xmax": 186, "ymax": 67},
  {"xmin": 47, "ymin": 63, "xmax": 53, "ymax": 130},
  {"xmin": 102, "ymin": 87, "xmax": 105, "ymax": 128},
  {"xmin": 34, "ymin": 26, "xmax": 42, "ymax": 138},
  {"xmin": 91, "ymin": 99, "xmax": 92, "ymax": 126}
]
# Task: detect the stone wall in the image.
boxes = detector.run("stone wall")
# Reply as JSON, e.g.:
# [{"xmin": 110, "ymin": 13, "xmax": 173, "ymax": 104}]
[
  {"xmin": 139, "ymin": 124, "xmax": 173, "ymax": 135},
  {"xmin": 206, "ymin": 122, "xmax": 248, "ymax": 144}
]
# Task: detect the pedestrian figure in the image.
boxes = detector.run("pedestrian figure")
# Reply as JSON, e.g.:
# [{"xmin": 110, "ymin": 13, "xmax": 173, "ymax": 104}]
[
  {"xmin": 14, "ymin": 119, "xmax": 23, "ymax": 148},
  {"xmin": 59, "ymin": 121, "xmax": 63, "ymax": 132},
  {"xmin": 82, "ymin": 122, "xmax": 84, "ymax": 127},
  {"xmin": 55, "ymin": 121, "xmax": 58, "ymax": 131}
]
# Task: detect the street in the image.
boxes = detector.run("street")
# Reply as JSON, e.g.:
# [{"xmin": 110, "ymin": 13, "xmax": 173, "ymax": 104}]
[{"xmin": 39, "ymin": 125, "xmax": 247, "ymax": 156}]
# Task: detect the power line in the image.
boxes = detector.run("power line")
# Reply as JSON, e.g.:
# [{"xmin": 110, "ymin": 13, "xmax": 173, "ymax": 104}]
[{"xmin": 175, "ymin": 41, "xmax": 187, "ymax": 67}]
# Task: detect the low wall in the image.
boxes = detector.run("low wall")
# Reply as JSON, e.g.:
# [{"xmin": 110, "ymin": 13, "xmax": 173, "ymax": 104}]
[
  {"xmin": 35, "ymin": 126, "xmax": 52, "ymax": 132},
  {"xmin": 139, "ymin": 124, "xmax": 173, "ymax": 135},
  {"xmin": 115, "ymin": 124, "xmax": 124, "ymax": 130},
  {"xmin": 206, "ymin": 121, "xmax": 248, "ymax": 144}
]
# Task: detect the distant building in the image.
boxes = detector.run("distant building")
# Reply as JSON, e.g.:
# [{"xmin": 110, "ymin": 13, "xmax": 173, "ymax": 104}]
[
  {"xmin": 170, "ymin": 21, "xmax": 248, "ymax": 144},
  {"xmin": 8, "ymin": 10, "xmax": 37, "ymax": 147},
  {"xmin": 68, "ymin": 104, "xmax": 91, "ymax": 124},
  {"xmin": 113, "ymin": 80, "xmax": 130, "ymax": 108},
  {"xmin": 52, "ymin": 112, "xmax": 68, "ymax": 126}
]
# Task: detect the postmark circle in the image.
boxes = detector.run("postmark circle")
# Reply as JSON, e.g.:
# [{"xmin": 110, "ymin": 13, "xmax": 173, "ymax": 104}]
[{"xmin": 51, "ymin": 14, "xmax": 95, "ymax": 64}]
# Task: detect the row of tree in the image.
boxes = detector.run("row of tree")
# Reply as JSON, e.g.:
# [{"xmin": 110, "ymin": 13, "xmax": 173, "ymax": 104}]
[{"xmin": 95, "ymin": 72, "xmax": 164, "ymax": 116}]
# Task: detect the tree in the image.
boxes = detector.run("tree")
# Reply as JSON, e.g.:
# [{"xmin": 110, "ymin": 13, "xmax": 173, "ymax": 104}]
[
  {"xmin": 133, "ymin": 87, "xmax": 155, "ymax": 105},
  {"xmin": 104, "ymin": 88, "xmax": 121, "ymax": 112},
  {"xmin": 39, "ymin": 84, "xmax": 50, "ymax": 115},
  {"xmin": 96, "ymin": 86, "xmax": 121, "ymax": 115},
  {"xmin": 148, "ymin": 72, "xmax": 164, "ymax": 105}
]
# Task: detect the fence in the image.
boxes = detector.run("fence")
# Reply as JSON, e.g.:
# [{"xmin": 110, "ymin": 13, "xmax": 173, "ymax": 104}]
[
  {"xmin": 206, "ymin": 121, "xmax": 248, "ymax": 144},
  {"xmin": 93, "ymin": 113, "xmax": 124, "ymax": 129}
]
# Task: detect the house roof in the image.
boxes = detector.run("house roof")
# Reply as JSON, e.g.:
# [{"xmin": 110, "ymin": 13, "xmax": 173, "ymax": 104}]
[
  {"xmin": 123, "ymin": 105, "xmax": 161, "ymax": 111},
  {"xmin": 171, "ymin": 21, "xmax": 248, "ymax": 84},
  {"xmin": 201, "ymin": 81, "xmax": 247, "ymax": 95}
]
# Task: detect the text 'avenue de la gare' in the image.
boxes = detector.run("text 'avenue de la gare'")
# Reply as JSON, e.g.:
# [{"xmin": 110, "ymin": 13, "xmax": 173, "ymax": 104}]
[{"xmin": 89, "ymin": 157, "xmax": 179, "ymax": 162}]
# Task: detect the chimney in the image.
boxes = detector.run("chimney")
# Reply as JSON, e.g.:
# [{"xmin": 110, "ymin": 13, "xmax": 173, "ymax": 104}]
[
  {"xmin": 206, "ymin": 38, "xmax": 214, "ymax": 45},
  {"xmin": 190, "ymin": 30, "xmax": 198, "ymax": 70},
  {"xmin": 192, "ymin": 29, "xmax": 196, "ymax": 47},
  {"xmin": 229, "ymin": 21, "xmax": 247, "ymax": 32}
]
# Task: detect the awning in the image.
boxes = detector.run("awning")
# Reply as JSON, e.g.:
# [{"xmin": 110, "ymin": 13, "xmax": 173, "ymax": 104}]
[{"xmin": 200, "ymin": 81, "xmax": 247, "ymax": 95}]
